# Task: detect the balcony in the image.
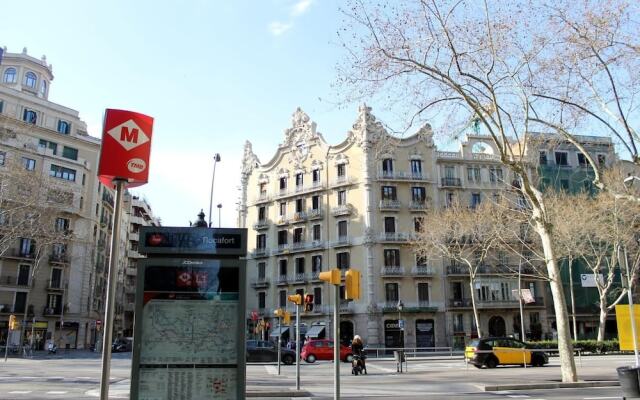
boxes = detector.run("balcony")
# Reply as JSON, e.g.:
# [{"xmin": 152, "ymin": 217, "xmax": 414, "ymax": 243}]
[
  {"xmin": 441, "ymin": 177, "xmax": 462, "ymax": 187},
  {"xmin": 330, "ymin": 176, "xmax": 355, "ymax": 187},
  {"xmin": 339, "ymin": 301, "xmax": 354, "ymax": 313},
  {"xmin": 272, "ymin": 244, "xmax": 290, "ymax": 255},
  {"xmin": 275, "ymin": 216, "xmax": 290, "ymax": 226},
  {"xmin": 307, "ymin": 209, "xmax": 323, "ymax": 220},
  {"xmin": 47, "ymin": 280, "xmax": 65, "ymax": 291},
  {"xmin": 331, "ymin": 236, "xmax": 351, "ymax": 248},
  {"xmin": 446, "ymin": 264, "xmax": 468, "ymax": 275},
  {"xmin": 331, "ymin": 204, "xmax": 354, "ymax": 217},
  {"xmin": 310, "ymin": 271, "xmax": 321, "ymax": 281},
  {"xmin": 379, "ymin": 200, "xmax": 401, "ymax": 210},
  {"xmin": 253, "ymin": 219, "xmax": 270, "ymax": 230},
  {"xmin": 377, "ymin": 171, "xmax": 429, "ymax": 181},
  {"xmin": 251, "ymin": 248, "xmax": 269, "ymax": 258},
  {"xmin": 293, "ymin": 273, "xmax": 308, "ymax": 283},
  {"xmin": 380, "ymin": 266, "xmax": 404, "ymax": 277},
  {"xmin": 251, "ymin": 277, "xmax": 270, "ymax": 289},
  {"xmin": 0, "ymin": 304, "xmax": 16, "ymax": 314},
  {"xmin": 0, "ymin": 276, "xmax": 31, "ymax": 287},
  {"xmin": 43, "ymin": 306, "xmax": 63, "ymax": 316},
  {"xmin": 411, "ymin": 266, "xmax": 435, "ymax": 276},
  {"xmin": 290, "ymin": 241, "xmax": 306, "ymax": 251},
  {"xmin": 277, "ymin": 275, "xmax": 290, "ymax": 285},
  {"xmin": 291, "ymin": 212, "xmax": 307, "ymax": 223},
  {"xmin": 4, "ymin": 249, "xmax": 35, "ymax": 260},
  {"xmin": 408, "ymin": 201, "xmax": 428, "ymax": 211},
  {"xmin": 379, "ymin": 232, "xmax": 408, "ymax": 242},
  {"xmin": 448, "ymin": 298, "xmax": 472, "ymax": 308},
  {"xmin": 49, "ymin": 253, "xmax": 69, "ymax": 264},
  {"xmin": 436, "ymin": 151, "xmax": 462, "ymax": 160},
  {"xmin": 253, "ymin": 192, "xmax": 271, "ymax": 204}
]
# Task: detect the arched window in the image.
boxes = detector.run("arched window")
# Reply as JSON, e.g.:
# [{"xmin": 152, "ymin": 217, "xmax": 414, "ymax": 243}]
[
  {"xmin": 3, "ymin": 68, "xmax": 16, "ymax": 83},
  {"xmin": 24, "ymin": 72, "xmax": 37, "ymax": 88},
  {"xmin": 40, "ymin": 80, "xmax": 47, "ymax": 96}
]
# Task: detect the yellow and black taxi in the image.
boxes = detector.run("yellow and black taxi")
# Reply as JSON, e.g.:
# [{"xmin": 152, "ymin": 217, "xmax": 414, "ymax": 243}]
[{"xmin": 465, "ymin": 337, "xmax": 548, "ymax": 368}]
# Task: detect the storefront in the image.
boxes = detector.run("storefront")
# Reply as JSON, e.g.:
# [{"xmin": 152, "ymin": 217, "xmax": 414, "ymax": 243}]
[
  {"xmin": 384, "ymin": 319, "xmax": 404, "ymax": 349},
  {"xmin": 54, "ymin": 321, "xmax": 79, "ymax": 349},
  {"xmin": 23, "ymin": 321, "xmax": 48, "ymax": 350},
  {"xmin": 415, "ymin": 319, "xmax": 435, "ymax": 349}
]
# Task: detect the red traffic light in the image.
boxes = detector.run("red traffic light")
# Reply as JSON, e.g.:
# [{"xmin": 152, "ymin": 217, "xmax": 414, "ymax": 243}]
[{"xmin": 304, "ymin": 294, "xmax": 314, "ymax": 304}]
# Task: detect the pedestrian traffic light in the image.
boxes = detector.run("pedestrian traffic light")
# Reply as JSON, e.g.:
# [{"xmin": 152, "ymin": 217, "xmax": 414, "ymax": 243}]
[
  {"xmin": 8, "ymin": 314, "xmax": 16, "ymax": 330},
  {"xmin": 304, "ymin": 294, "xmax": 314, "ymax": 312},
  {"xmin": 274, "ymin": 308, "xmax": 284, "ymax": 318},
  {"xmin": 283, "ymin": 311, "xmax": 291, "ymax": 325},
  {"xmin": 287, "ymin": 294, "xmax": 302, "ymax": 305},
  {"xmin": 319, "ymin": 268, "xmax": 341, "ymax": 285},
  {"xmin": 345, "ymin": 269, "xmax": 361, "ymax": 300}
]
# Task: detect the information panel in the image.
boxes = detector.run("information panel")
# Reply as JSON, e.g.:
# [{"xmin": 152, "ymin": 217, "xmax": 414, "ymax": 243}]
[{"xmin": 131, "ymin": 255, "xmax": 245, "ymax": 400}]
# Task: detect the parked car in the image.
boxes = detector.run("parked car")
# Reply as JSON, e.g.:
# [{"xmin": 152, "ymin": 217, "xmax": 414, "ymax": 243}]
[
  {"xmin": 465, "ymin": 337, "xmax": 548, "ymax": 368},
  {"xmin": 301, "ymin": 339, "xmax": 353, "ymax": 363},
  {"xmin": 246, "ymin": 340, "xmax": 296, "ymax": 365},
  {"xmin": 112, "ymin": 337, "xmax": 133, "ymax": 353}
]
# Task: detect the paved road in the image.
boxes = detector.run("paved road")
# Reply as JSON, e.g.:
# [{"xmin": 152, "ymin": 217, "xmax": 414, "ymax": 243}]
[{"xmin": 0, "ymin": 353, "xmax": 634, "ymax": 399}]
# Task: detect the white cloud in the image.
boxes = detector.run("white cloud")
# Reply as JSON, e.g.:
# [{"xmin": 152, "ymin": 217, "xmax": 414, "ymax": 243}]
[
  {"xmin": 268, "ymin": 21, "xmax": 293, "ymax": 36},
  {"xmin": 291, "ymin": 0, "xmax": 313, "ymax": 17}
]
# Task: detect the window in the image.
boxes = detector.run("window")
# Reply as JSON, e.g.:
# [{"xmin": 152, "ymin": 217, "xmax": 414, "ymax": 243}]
[
  {"xmin": 382, "ymin": 158, "xmax": 393, "ymax": 175},
  {"xmin": 384, "ymin": 249, "xmax": 400, "ymax": 267},
  {"xmin": 312, "ymin": 169, "xmax": 320, "ymax": 183},
  {"xmin": 314, "ymin": 287, "xmax": 322, "ymax": 305},
  {"xmin": 279, "ymin": 290, "xmax": 287, "ymax": 307},
  {"xmin": 40, "ymin": 80, "xmax": 47, "ymax": 96},
  {"xmin": 295, "ymin": 173, "xmax": 303, "ymax": 187},
  {"xmin": 539, "ymin": 151, "xmax": 547, "ymax": 165},
  {"xmin": 279, "ymin": 177, "xmax": 287, "ymax": 190},
  {"xmin": 385, "ymin": 283, "xmax": 399, "ymax": 302},
  {"xmin": 295, "ymin": 257, "xmax": 305, "ymax": 274},
  {"xmin": 258, "ymin": 206, "xmax": 266, "ymax": 221},
  {"xmin": 444, "ymin": 166, "xmax": 455, "ymax": 178},
  {"xmin": 336, "ymin": 252, "xmax": 350, "ymax": 269},
  {"xmin": 467, "ymin": 167, "xmax": 481, "ymax": 182},
  {"xmin": 50, "ymin": 165, "xmax": 76, "ymax": 181},
  {"xmin": 410, "ymin": 159, "xmax": 422, "ymax": 176},
  {"xmin": 384, "ymin": 217, "xmax": 395, "ymax": 233},
  {"xmin": 39, "ymin": 139, "xmax": 58, "ymax": 155},
  {"xmin": 418, "ymin": 283, "xmax": 430, "ymax": 302},
  {"xmin": 50, "ymin": 268, "xmax": 63, "ymax": 288},
  {"xmin": 471, "ymin": 193, "xmax": 481, "ymax": 208},
  {"xmin": 555, "ymin": 152, "xmax": 568, "ymax": 166},
  {"xmin": 3, "ymin": 67, "xmax": 16, "ymax": 83},
  {"xmin": 24, "ymin": 71, "xmax": 37, "ymax": 88},
  {"xmin": 295, "ymin": 288, "xmax": 304, "ymax": 298},
  {"xmin": 23, "ymin": 109, "xmax": 37, "ymax": 124},
  {"xmin": 453, "ymin": 314, "xmax": 464, "ymax": 332},
  {"xmin": 337, "ymin": 163, "xmax": 346, "ymax": 177},
  {"xmin": 259, "ymin": 292, "xmax": 266, "ymax": 309},
  {"xmin": 295, "ymin": 198, "xmax": 304, "ymax": 213},
  {"xmin": 0, "ymin": 151, "xmax": 5, "ymax": 166},
  {"xmin": 258, "ymin": 262, "xmax": 266, "ymax": 279},
  {"xmin": 312, "ymin": 255, "xmax": 322, "ymax": 272},
  {"xmin": 338, "ymin": 220, "xmax": 348, "ymax": 238},
  {"xmin": 597, "ymin": 154, "xmax": 606, "ymax": 166},
  {"xmin": 337, "ymin": 190, "xmax": 346, "ymax": 205},
  {"xmin": 381, "ymin": 186, "xmax": 397, "ymax": 200},
  {"xmin": 279, "ymin": 202, "xmax": 286, "ymax": 216},
  {"xmin": 57, "ymin": 120, "xmax": 71, "ymax": 135},
  {"xmin": 259, "ymin": 183, "xmax": 267, "ymax": 196},
  {"xmin": 411, "ymin": 187, "xmax": 426, "ymax": 203},
  {"xmin": 17, "ymin": 264, "xmax": 30, "ymax": 285},
  {"xmin": 22, "ymin": 157, "xmax": 36, "ymax": 171},
  {"xmin": 577, "ymin": 153, "xmax": 587, "ymax": 166},
  {"xmin": 489, "ymin": 167, "xmax": 503, "ymax": 182},
  {"xmin": 19, "ymin": 238, "xmax": 34, "ymax": 257},
  {"xmin": 446, "ymin": 192, "xmax": 455, "ymax": 207},
  {"xmin": 312, "ymin": 224, "xmax": 321, "ymax": 241},
  {"xmin": 414, "ymin": 217, "xmax": 423, "ymax": 233},
  {"xmin": 55, "ymin": 217, "xmax": 69, "ymax": 232},
  {"xmin": 256, "ymin": 234, "xmax": 266, "ymax": 249},
  {"xmin": 293, "ymin": 227, "xmax": 303, "ymax": 243},
  {"xmin": 279, "ymin": 259, "xmax": 287, "ymax": 276},
  {"xmin": 277, "ymin": 230, "xmax": 288, "ymax": 245},
  {"xmin": 312, "ymin": 195, "xmax": 320, "ymax": 210}
]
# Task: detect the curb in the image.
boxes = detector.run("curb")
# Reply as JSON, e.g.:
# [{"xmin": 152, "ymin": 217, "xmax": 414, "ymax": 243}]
[
  {"xmin": 247, "ymin": 391, "xmax": 312, "ymax": 397},
  {"xmin": 484, "ymin": 380, "xmax": 620, "ymax": 391}
]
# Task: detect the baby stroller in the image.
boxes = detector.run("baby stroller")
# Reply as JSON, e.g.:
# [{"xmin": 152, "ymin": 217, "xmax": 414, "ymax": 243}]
[{"xmin": 351, "ymin": 353, "xmax": 367, "ymax": 375}]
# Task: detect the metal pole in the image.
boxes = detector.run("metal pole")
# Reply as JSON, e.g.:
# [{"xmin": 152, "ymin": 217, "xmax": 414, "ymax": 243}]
[
  {"xmin": 277, "ymin": 316, "xmax": 281, "ymax": 375},
  {"xmin": 208, "ymin": 154, "xmax": 220, "ymax": 228},
  {"xmin": 218, "ymin": 204, "xmax": 222, "ymax": 228},
  {"xmin": 623, "ymin": 246, "xmax": 640, "ymax": 367},
  {"xmin": 296, "ymin": 304, "xmax": 300, "ymax": 390},
  {"xmin": 518, "ymin": 261, "xmax": 525, "ymax": 343},
  {"xmin": 99, "ymin": 179, "xmax": 126, "ymax": 400},
  {"xmin": 334, "ymin": 284, "xmax": 340, "ymax": 400},
  {"xmin": 3, "ymin": 325, "xmax": 9, "ymax": 361}
]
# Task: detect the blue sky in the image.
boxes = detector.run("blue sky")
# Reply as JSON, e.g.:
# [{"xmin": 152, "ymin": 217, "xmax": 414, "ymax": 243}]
[{"xmin": 1, "ymin": 0, "xmax": 380, "ymax": 227}]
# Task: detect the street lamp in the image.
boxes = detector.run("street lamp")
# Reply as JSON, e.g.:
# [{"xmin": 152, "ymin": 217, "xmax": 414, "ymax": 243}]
[
  {"xmin": 397, "ymin": 300, "xmax": 404, "ymax": 347},
  {"xmin": 208, "ymin": 153, "xmax": 221, "ymax": 228},
  {"xmin": 217, "ymin": 204, "xmax": 222, "ymax": 228}
]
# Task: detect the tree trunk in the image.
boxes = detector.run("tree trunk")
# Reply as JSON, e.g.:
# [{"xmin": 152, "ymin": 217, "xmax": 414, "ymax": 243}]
[
  {"xmin": 536, "ymin": 220, "xmax": 578, "ymax": 382},
  {"xmin": 597, "ymin": 297, "xmax": 608, "ymax": 342},
  {"xmin": 568, "ymin": 257, "xmax": 578, "ymax": 341},
  {"xmin": 469, "ymin": 276, "xmax": 482, "ymax": 338}
]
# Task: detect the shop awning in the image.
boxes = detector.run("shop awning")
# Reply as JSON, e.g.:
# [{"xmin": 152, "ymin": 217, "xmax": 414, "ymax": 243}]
[
  {"xmin": 269, "ymin": 327, "xmax": 289, "ymax": 337},
  {"xmin": 305, "ymin": 325, "xmax": 325, "ymax": 338}
]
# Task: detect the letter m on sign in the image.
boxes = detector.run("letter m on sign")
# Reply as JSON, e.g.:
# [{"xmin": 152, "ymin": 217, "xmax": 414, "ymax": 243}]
[{"xmin": 121, "ymin": 126, "xmax": 139, "ymax": 143}]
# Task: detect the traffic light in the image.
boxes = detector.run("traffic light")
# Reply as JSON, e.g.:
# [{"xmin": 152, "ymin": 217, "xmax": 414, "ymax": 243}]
[
  {"xmin": 287, "ymin": 294, "xmax": 302, "ymax": 305},
  {"xmin": 345, "ymin": 269, "xmax": 361, "ymax": 300},
  {"xmin": 304, "ymin": 294, "xmax": 314, "ymax": 312},
  {"xmin": 319, "ymin": 268, "xmax": 341, "ymax": 285},
  {"xmin": 283, "ymin": 311, "xmax": 291, "ymax": 325},
  {"xmin": 274, "ymin": 308, "xmax": 284, "ymax": 318},
  {"xmin": 8, "ymin": 314, "xmax": 16, "ymax": 330}
]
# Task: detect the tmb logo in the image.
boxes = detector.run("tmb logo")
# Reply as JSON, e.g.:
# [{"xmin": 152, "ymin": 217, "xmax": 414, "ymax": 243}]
[{"xmin": 107, "ymin": 119, "xmax": 150, "ymax": 151}]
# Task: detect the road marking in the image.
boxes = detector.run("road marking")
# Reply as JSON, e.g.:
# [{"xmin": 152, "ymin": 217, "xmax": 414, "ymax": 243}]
[
  {"xmin": 507, "ymin": 395, "xmax": 530, "ymax": 398},
  {"xmin": 364, "ymin": 363, "xmax": 396, "ymax": 373},
  {"xmin": 46, "ymin": 391, "xmax": 68, "ymax": 394},
  {"xmin": 264, "ymin": 365, "xmax": 278, "ymax": 375},
  {"xmin": 8, "ymin": 391, "xmax": 32, "ymax": 394},
  {"xmin": 583, "ymin": 397, "xmax": 621, "ymax": 399}
]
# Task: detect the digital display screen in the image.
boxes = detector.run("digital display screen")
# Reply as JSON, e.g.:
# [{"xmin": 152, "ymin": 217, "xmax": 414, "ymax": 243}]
[{"xmin": 143, "ymin": 264, "xmax": 239, "ymax": 303}]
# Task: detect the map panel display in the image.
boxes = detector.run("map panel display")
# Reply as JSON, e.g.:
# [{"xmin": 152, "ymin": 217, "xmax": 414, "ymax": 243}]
[
  {"xmin": 140, "ymin": 300, "xmax": 237, "ymax": 364},
  {"xmin": 139, "ymin": 367, "xmax": 237, "ymax": 400}
]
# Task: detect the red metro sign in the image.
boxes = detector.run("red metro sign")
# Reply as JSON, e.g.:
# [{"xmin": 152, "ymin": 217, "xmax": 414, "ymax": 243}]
[{"xmin": 98, "ymin": 109, "xmax": 154, "ymax": 188}]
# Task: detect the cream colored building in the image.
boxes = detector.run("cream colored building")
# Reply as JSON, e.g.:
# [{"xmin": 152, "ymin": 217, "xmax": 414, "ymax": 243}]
[{"xmin": 240, "ymin": 106, "xmax": 551, "ymax": 349}]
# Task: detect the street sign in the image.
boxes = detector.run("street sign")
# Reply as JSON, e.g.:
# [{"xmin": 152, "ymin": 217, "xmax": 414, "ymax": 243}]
[
  {"xmin": 581, "ymin": 273, "xmax": 604, "ymax": 287},
  {"xmin": 97, "ymin": 109, "xmax": 154, "ymax": 188}
]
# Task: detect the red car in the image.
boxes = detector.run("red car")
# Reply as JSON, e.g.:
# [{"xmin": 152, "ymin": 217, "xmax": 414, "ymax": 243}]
[{"xmin": 301, "ymin": 339, "xmax": 353, "ymax": 363}]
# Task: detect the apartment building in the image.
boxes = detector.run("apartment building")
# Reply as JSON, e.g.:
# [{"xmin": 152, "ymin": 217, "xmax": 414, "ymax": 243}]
[
  {"xmin": 0, "ymin": 48, "xmax": 106, "ymax": 349},
  {"xmin": 240, "ymin": 106, "xmax": 554, "ymax": 349}
]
